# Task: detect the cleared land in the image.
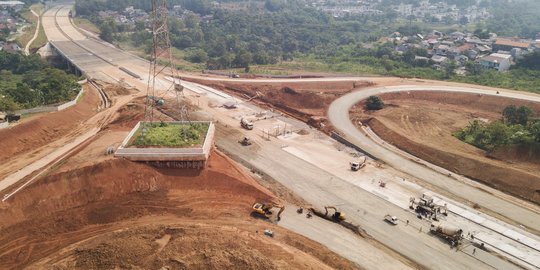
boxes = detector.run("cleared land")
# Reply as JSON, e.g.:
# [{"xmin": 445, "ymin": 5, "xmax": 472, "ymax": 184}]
[
  {"xmin": 351, "ymin": 91, "xmax": 540, "ymax": 204},
  {"xmin": 0, "ymin": 99, "xmax": 357, "ymax": 270},
  {"xmin": 181, "ymin": 78, "xmax": 374, "ymax": 132}
]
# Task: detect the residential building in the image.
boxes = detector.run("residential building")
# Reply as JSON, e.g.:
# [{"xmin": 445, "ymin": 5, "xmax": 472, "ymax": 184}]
[
  {"xmin": 479, "ymin": 53, "xmax": 512, "ymax": 72},
  {"xmin": 0, "ymin": 1, "xmax": 23, "ymax": 11},
  {"xmin": 493, "ymin": 38, "xmax": 531, "ymax": 51},
  {"xmin": 0, "ymin": 41, "xmax": 20, "ymax": 53},
  {"xmin": 431, "ymin": 55, "xmax": 448, "ymax": 65}
]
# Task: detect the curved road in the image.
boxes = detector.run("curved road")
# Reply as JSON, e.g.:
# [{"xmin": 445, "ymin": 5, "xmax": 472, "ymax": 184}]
[
  {"xmin": 24, "ymin": 9, "xmax": 40, "ymax": 55},
  {"xmin": 329, "ymin": 85, "xmax": 540, "ymax": 233}
]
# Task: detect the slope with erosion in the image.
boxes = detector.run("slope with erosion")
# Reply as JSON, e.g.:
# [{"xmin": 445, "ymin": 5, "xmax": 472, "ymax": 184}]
[{"xmin": 0, "ymin": 148, "xmax": 356, "ymax": 269}]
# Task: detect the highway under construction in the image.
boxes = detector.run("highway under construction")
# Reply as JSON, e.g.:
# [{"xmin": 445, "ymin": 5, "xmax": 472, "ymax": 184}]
[{"xmin": 0, "ymin": 2, "xmax": 539, "ymax": 270}]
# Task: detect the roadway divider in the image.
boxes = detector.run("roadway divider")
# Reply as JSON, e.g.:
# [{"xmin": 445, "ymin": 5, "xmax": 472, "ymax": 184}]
[{"xmin": 330, "ymin": 131, "xmax": 378, "ymax": 160}]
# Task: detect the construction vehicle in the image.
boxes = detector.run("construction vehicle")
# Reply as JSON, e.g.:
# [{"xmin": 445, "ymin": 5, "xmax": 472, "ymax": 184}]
[
  {"xmin": 324, "ymin": 206, "xmax": 346, "ymax": 222},
  {"xmin": 252, "ymin": 202, "xmax": 285, "ymax": 221},
  {"xmin": 309, "ymin": 206, "xmax": 368, "ymax": 236},
  {"xmin": 350, "ymin": 156, "xmax": 366, "ymax": 171},
  {"xmin": 384, "ymin": 214, "xmax": 398, "ymax": 225},
  {"xmin": 240, "ymin": 118, "xmax": 254, "ymax": 130},
  {"xmin": 6, "ymin": 113, "xmax": 21, "ymax": 122},
  {"xmin": 239, "ymin": 136, "xmax": 252, "ymax": 146},
  {"xmin": 430, "ymin": 221, "xmax": 463, "ymax": 246},
  {"xmin": 409, "ymin": 193, "xmax": 448, "ymax": 220},
  {"xmin": 147, "ymin": 95, "xmax": 165, "ymax": 106}
]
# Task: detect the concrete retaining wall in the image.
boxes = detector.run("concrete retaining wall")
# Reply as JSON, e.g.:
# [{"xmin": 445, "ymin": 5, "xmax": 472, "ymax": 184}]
[
  {"xmin": 331, "ymin": 132, "xmax": 378, "ymax": 160},
  {"xmin": 15, "ymin": 87, "xmax": 84, "ymax": 115},
  {"xmin": 115, "ymin": 121, "xmax": 215, "ymax": 162}
]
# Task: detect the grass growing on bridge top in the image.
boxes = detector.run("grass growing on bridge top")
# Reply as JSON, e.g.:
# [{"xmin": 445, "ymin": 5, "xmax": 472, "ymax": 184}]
[{"xmin": 128, "ymin": 122, "xmax": 209, "ymax": 148}]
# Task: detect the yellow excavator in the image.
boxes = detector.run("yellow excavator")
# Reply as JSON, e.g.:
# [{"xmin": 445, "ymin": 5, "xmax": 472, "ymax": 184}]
[
  {"xmin": 325, "ymin": 206, "xmax": 346, "ymax": 222},
  {"xmin": 252, "ymin": 202, "xmax": 285, "ymax": 221}
]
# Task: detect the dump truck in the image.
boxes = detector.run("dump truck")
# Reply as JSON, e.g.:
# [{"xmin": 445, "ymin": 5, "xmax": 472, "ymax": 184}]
[
  {"xmin": 240, "ymin": 118, "xmax": 254, "ymax": 130},
  {"xmin": 430, "ymin": 221, "xmax": 463, "ymax": 246},
  {"xmin": 384, "ymin": 214, "xmax": 398, "ymax": 225}
]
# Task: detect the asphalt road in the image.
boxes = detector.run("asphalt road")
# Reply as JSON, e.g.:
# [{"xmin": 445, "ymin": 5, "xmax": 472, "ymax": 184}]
[{"xmin": 328, "ymin": 85, "xmax": 540, "ymax": 233}]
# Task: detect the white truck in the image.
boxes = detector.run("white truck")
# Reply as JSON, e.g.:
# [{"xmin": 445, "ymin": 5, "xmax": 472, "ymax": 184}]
[
  {"xmin": 384, "ymin": 214, "xmax": 398, "ymax": 225},
  {"xmin": 350, "ymin": 156, "xmax": 367, "ymax": 171},
  {"xmin": 240, "ymin": 118, "xmax": 254, "ymax": 130}
]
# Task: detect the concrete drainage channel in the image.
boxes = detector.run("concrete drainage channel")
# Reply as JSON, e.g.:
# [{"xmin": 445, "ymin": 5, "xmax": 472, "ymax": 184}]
[{"xmin": 87, "ymin": 79, "xmax": 110, "ymax": 109}]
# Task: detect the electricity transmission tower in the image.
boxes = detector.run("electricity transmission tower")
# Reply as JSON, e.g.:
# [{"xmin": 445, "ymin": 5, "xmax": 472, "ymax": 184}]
[{"xmin": 144, "ymin": 0, "xmax": 184, "ymax": 123}]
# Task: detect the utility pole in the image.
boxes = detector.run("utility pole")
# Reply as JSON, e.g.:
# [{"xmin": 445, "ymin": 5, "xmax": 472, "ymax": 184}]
[{"xmin": 144, "ymin": 0, "xmax": 184, "ymax": 124}]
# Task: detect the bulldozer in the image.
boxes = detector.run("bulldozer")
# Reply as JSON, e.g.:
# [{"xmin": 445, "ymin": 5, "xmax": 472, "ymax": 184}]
[
  {"xmin": 324, "ymin": 206, "xmax": 346, "ymax": 222},
  {"xmin": 239, "ymin": 136, "xmax": 252, "ymax": 146},
  {"xmin": 252, "ymin": 202, "xmax": 285, "ymax": 221}
]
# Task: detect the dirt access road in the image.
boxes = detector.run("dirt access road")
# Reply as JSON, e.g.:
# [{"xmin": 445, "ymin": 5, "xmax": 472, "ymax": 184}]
[{"xmin": 329, "ymin": 85, "xmax": 540, "ymax": 234}]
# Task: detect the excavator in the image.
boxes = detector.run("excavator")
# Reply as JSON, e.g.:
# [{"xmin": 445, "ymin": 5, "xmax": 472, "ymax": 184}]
[
  {"xmin": 252, "ymin": 202, "xmax": 285, "ymax": 221},
  {"xmin": 324, "ymin": 206, "xmax": 346, "ymax": 222}
]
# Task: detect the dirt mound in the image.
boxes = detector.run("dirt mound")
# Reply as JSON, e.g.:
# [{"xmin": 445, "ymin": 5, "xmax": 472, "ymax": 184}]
[
  {"xmin": 40, "ymin": 222, "xmax": 350, "ymax": 270},
  {"xmin": 0, "ymin": 84, "xmax": 100, "ymax": 179},
  {"xmin": 107, "ymin": 98, "xmax": 147, "ymax": 130},
  {"xmin": 352, "ymin": 91, "xmax": 540, "ymax": 204},
  {"xmin": 0, "ymin": 150, "xmax": 354, "ymax": 269},
  {"xmin": 102, "ymin": 82, "xmax": 133, "ymax": 97},
  {"xmin": 185, "ymin": 80, "xmax": 365, "ymax": 125}
]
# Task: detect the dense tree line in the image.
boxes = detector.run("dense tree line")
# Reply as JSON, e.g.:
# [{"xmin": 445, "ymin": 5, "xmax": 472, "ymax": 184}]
[
  {"xmin": 484, "ymin": 0, "xmax": 540, "ymax": 39},
  {"xmin": 77, "ymin": 0, "xmax": 394, "ymax": 69},
  {"xmin": 75, "ymin": 0, "xmax": 539, "ymax": 92},
  {"xmin": 0, "ymin": 52, "xmax": 79, "ymax": 112},
  {"xmin": 455, "ymin": 105, "xmax": 540, "ymax": 151}
]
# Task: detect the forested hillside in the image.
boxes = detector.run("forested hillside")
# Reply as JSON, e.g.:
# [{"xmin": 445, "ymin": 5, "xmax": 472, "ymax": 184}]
[{"xmin": 0, "ymin": 52, "xmax": 80, "ymax": 112}]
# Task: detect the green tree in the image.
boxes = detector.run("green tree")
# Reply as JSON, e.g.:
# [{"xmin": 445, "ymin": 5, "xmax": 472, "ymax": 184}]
[
  {"xmin": 531, "ymin": 122, "xmax": 540, "ymax": 142},
  {"xmin": 99, "ymin": 23, "xmax": 114, "ymax": 43},
  {"xmin": 486, "ymin": 121, "xmax": 510, "ymax": 148},
  {"xmin": 365, "ymin": 95, "xmax": 384, "ymax": 110},
  {"xmin": 515, "ymin": 52, "xmax": 540, "ymax": 71},
  {"xmin": 444, "ymin": 61, "xmax": 457, "ymax": 79},
  {"xmin": 503, "ymin": 105, "xmax": 518, "ymax": 124},
  {"xmin": 516, "ymin": 106, "xmax": 533, "ymax": 125}
]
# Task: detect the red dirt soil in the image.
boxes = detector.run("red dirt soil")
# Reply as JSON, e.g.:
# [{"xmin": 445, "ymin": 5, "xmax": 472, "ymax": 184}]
[
  {"xmin": 0, "ymin": 84, "xmax": 99, "ymax": 164},
  {"xmin": 0, "ymin": 96, "xmax": 356, "ymax": 269},
  {"xmin": 0, "ymin": 150, "xmax": 356, "ymax": 269},
  {"xmin": 352, "ymin": 91, "xmax": 540, "ymax": 204},
  {"xmin": 182, "ymin": 78, "xmax": 373, "ymax": 126}
]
